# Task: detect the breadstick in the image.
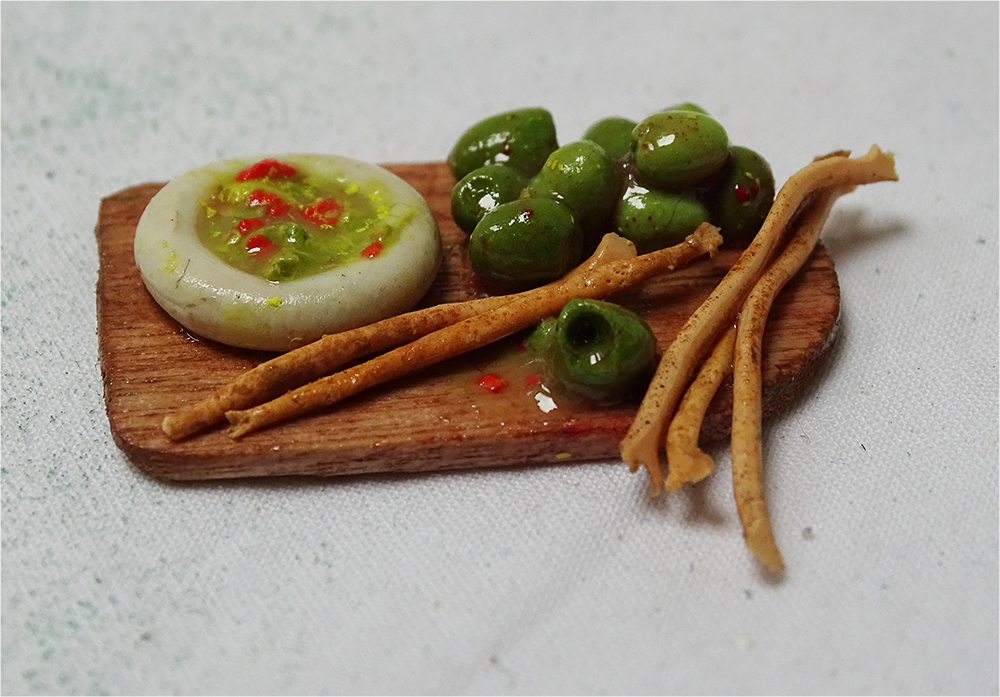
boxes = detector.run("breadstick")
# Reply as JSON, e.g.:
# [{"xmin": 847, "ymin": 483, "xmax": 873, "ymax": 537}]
[
  {"xmin": 225, "ymin": 225, "xmax": 723, "ymax": 438},
  {"xmin": 663, "ymin": 325, "xmax": 737, "ymax": 491},
  {"xmin": 620, "ymin": 145, "xmax": 898, "ymax": 495},
  {"xmin": 731, "ymin": 186, "xmax": 851, "ymax": 572},
  {"xmin": 161, "ymin": 232, "xmax": 639, "ymax": 440}
]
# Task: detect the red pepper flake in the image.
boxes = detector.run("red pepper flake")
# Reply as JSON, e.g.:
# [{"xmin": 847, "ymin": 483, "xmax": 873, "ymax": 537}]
[
  {"xmin": 477, "ymin": 374, "xmax": 508, "ymax": 393},
  {"xmin": 302, "ymin": 198, "xmax": 343, "ymax": 227},
  {"xmin": 237, "ymin": 218, "xmax": 264, "ymax": 235},
  {"xmin": 361, "ymin": 241, "xmax": 383, "ymax": 258},
  {"xmin": 733, "ymin": 181, "xmax": 760, "ymax": 204},
  {"xmin": 234, "ymin": 158, "xmax": 297, "ymax": 182},
  {"xmin": 247, "ymin": 189, "xmax": 290, "ymax": 217},
  {"xmin": 525, "ymin": 374, "xmax": 541, "ymax": 387},
  {"xmin": 246, "ymin": 233, "xmax": 275, "ymax": 256}
]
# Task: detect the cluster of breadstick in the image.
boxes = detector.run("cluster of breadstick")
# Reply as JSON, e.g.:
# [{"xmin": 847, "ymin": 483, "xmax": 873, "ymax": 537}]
[
  {"xmin": 620, "ymin": 145, "xmax": 898, "ymax": 571},
  {"xmin": 162, "ymin": 225, "xmax": 723, "ymax": 441}
]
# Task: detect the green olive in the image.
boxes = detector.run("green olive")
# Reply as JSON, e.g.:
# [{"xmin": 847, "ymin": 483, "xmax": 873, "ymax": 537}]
[
  {"xmin": 447, "ymin": 108, "xmax": 559, "ymax": 180},
  {"xmin": 524, "ymin": 140, "xmax": 621, "ymax": 235},
  {"xmin": 705, "ymin": 145, "xmax": 776, "ymax": 242},
  {"xmin": 450, "ymin": 165, "xmax": 528, "ymax": 234},
  {"xmin": 525, "ymin": 316, "xmax": 558, "ymax": 353},
  {"xmin": 613, "ymin": 183, "xmax": 711, "ymax": 253},
  {"xmin": 631, "ymin": 110, "xmax": 731, "ymax": 191},
  {"xmin": 548, "ymin": 298, "xmax": 657, "ymax": 404},
  {"xmin": 469, "ymin": 197, "xmax": 583, "ymax": 290},
  {"xmin": 582, "ymin": 117, "xmax": 637, "ymax": 162}
]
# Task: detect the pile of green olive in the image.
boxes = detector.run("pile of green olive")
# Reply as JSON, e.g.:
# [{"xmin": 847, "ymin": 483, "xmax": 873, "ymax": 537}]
[{"xmin": 449, "ymin": 105, "xmax": 776, "ymax": 291}]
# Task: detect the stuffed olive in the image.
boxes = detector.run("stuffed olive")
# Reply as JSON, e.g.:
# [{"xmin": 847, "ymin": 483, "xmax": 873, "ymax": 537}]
[{"xmin": 704, "ymin": 145, "xmax": 776, "ymax": 242}]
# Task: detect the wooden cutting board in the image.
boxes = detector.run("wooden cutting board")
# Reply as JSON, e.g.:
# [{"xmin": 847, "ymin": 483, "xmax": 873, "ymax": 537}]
[{"xmin": 95, "ymin": 162, "xmax": 840, "ymax": 481}]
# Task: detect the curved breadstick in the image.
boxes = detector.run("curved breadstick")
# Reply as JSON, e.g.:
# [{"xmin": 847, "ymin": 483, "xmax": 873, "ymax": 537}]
[
  {"xmin": 620, "ymin": 145, "xmax": 898, "ymax": 495},
  {"xmin": 663, "ymin": 325, "xmax": 737, "ymax": 491},
  {"xmin": 162, "ymin": 233, "xmax": 639, "ymax": 440},
  {"xmin": 731, "ymin": 186, "xmax": 851, "ymax": 573},
  {"xmin": 226, "ymin": 225, "xmax": 723, "ymax": 438}
]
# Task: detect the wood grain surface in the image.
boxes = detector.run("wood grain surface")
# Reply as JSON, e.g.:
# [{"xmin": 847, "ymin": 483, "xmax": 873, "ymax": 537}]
[{"xmin": 95, "ymin": 162, "xmax": 840, "ymax": 481}]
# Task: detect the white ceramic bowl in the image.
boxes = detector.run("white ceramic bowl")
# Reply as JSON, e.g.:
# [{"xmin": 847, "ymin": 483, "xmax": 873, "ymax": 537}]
[{"xmin": 134, "ymin": 154, "xmax": 442, "ymax": 352}]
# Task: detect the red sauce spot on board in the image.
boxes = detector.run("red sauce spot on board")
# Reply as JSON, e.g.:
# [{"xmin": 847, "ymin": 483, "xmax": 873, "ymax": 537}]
[
  {"xmin": 477, "ymin": 374, "xmax": 508, "ymax": 393},
  {"xmin": 525, "ymin": 374, "xmax": 541, "ymax": 387}
]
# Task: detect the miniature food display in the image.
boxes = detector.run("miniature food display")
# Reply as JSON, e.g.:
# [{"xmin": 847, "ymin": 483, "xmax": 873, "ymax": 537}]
[{"xmin": 108, "ymin": 104, "xmax": 897, "ymax": 573}]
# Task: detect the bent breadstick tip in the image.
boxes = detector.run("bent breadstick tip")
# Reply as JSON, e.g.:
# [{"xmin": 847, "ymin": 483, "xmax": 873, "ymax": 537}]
[
  {"xmin": 731, "ymin": 186, "xmax": 852, "ymax": 573},
  {"xmin": 664, "ymin": 325, "xmax": 737, "ymax": 491}
]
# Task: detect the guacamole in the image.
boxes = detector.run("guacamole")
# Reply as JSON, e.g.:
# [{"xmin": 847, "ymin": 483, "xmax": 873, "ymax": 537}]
[{"xmin": 196, "ymin": 158, "xmax": 405, "ymax": 282}]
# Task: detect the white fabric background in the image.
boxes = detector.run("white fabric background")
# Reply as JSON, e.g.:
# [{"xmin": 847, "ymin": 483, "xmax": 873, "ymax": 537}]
[{"xmin": 2, "ymin": 2, "xmax": 997, "ymax": 694}]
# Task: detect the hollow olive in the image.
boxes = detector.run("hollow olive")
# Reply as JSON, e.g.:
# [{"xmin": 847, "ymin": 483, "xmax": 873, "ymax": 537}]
[
  {"xmin": 451, "ymin": 165, "xmax": 528, "ymax": 234},
  {"xmin": 447, "ymin": 108, "xmax": 559, "ymax": 180},
  {"xmin": 548, "ymin": 298, "xmax": 657, "ymax": 404},
  {"xmin": 705, "ymin": 145, "xmax": 776, "ymax": 242},
  {"xmin": 631, "ymin": 110, "xmax": 731, "ymax": 191},
  {"xmin": 582, "ymin": 117, "xmax": 637, "ymax": 162},
  {"xmin": 524, "ymin": 140, "xmax": 620, "ymax": 235},
  {"xmin": 613, "ymin": 183, "xmax": 711, "ymax": 253},
  {"xmin": 469, "ymin": 198, "xmax": 583, "ymax": 290}
]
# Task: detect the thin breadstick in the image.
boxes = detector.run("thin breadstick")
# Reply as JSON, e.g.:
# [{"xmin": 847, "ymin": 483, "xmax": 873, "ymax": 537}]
[
  {"xmin": 731, "ymin": 186, "xmax": 851, "ymax": 573},
  {"xmin": 161, "ymin": 233, "xmax": 639, "ymax": 440},
  {"xmin": 663, "ymin": 325, "xmax": 737, "ymax": 491},
  {"xmin": 226, "ymin": 225, "xmax": 723, "ymax": 438},
  {"xmin": 620, "ymin": 145, "xmax": 898, "ymax": 495}
]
